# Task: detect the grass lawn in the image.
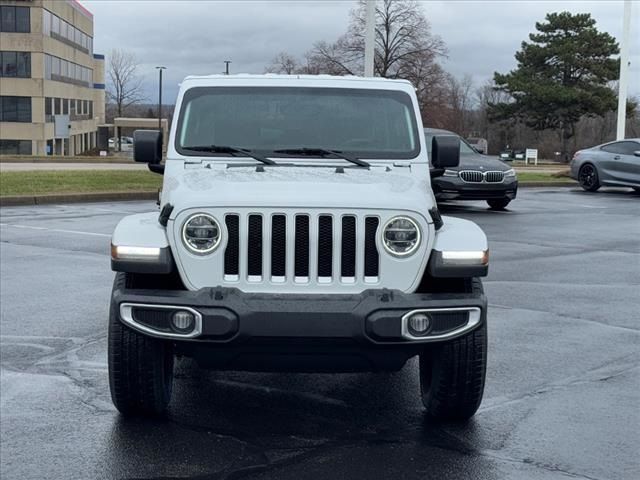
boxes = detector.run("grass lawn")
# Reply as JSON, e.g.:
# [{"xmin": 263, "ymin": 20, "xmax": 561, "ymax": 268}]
[
  {"xmin": 0, "ymin": 170, "xmax": 162, "ymax": 196},
  {"xmin": 0, "ymin": 169, "xmax": 574, "ymax": 197},
  {"xmin": 517, "ymin": 171, "xmax": 573, "ymax": 182}
]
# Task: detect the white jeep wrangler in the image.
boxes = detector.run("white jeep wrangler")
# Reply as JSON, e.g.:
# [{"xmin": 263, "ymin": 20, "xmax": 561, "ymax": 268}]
[{"xmin": 109, "ymin": 74, "xmax": 489, "ymax": 421}]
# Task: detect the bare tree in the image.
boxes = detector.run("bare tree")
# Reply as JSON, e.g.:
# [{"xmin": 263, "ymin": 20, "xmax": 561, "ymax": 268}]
[
  {"xmin": 306, "ymin": 0, "xmax": 446, "ymax": 78},
  {"xmin": 107, "ymin": 49, "xmax": 145, "ymax": 118},
  {"xmin": 306, "ymin": 39, "xmax": 358, "ymax": 75},
  {"xmin": 264, "ymin": 52, "xmax": 299, "ymax": 74}
]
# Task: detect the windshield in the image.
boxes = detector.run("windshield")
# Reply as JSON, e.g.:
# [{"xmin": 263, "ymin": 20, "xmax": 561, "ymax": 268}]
[
  {"xmin": 425, "ymin": 134, "xmax": 476, "ymax": 156},
  {"xmin": 176, "ymin": 87, "xmax": 419, "ymax": 159}
]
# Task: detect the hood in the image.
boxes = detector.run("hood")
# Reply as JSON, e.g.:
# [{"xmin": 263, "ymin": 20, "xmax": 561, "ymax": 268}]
[
  {"xmin": 161, "ymin": 162, "xmax": 434, "ymax": 215},
  {"xmin": 455, "ymin": 153, "xmax": 512, "ymax": 171}
]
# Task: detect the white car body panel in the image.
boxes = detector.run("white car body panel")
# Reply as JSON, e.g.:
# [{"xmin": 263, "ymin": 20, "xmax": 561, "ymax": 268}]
[{"xmin": 115, "ymin": 74, "xmax": 488, "ymax": 293}]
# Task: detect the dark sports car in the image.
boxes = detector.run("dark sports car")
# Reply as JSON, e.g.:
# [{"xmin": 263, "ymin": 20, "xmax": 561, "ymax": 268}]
[{"xmin": 425, "ymin": 128, "xmax": 518, "ymax": 210}]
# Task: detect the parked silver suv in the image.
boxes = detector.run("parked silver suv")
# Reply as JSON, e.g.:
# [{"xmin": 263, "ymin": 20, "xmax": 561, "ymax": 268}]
[{"xmin": 109, "ymin": 75, "xmax": 490, "ymax": 421}]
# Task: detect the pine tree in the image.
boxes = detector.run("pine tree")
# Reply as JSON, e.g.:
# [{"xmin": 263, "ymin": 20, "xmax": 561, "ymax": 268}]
[{"xmin": 491, "ymin": 12, "xmax": 619, "ymax": 161}]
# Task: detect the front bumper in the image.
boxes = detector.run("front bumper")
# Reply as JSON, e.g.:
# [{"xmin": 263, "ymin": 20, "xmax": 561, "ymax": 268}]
[
  {"xmin": 433, "ymin": 177, "xmax": 518, "ymax": 201},
  {"xmin": 113, "ymin": 285, "xmax": 487, "ymax": 372}
]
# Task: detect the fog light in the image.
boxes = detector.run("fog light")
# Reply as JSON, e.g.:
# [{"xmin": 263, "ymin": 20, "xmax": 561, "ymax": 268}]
[
  {"xmin": 408, "ymin": 312, "xmax": 432, "ymax": 336},
  {"xmin": 171, "ymin": 310, "xmax": 195, "ymax": 333}
]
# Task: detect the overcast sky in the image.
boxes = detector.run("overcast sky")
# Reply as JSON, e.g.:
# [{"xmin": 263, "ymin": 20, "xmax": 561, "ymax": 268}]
[{"xmin": 85, "ymin": 0, "xmax": 639, "ymax": 104}]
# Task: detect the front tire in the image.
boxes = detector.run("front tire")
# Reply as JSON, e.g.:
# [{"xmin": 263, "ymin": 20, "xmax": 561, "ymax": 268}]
[
  {"xmin": 419, "ymin": 278, "xmax": 487, "ymax": 421},
  {"xmin": 578, "ymin": 164, "xmax": 600, "ymax": 192},
  {"xmin": 108, "ymin": 273, "xmax": 174, "ymax": 416},
  {"xmin": 487, "ymin": 198, "xmax": 511, "ymax": 210}
]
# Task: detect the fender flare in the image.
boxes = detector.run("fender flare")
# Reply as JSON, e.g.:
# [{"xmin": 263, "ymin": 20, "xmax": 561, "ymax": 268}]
[
  {"xmin": 427, "ymin": 216, "xmax": 489, "ymax": 278},
  {"xmin": 111, "ymin": 213, "xmax": 174, "ymax": 274}
]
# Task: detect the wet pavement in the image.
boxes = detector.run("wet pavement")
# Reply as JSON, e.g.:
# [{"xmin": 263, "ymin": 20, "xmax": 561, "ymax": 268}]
[{"xmin": 1, "ymin": 187, "xmax": 639, "ymax": 480}]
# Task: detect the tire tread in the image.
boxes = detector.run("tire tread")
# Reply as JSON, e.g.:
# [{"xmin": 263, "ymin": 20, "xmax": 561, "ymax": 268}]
[
  {"xmin": 420, "ymin": 278, "xmax": 487, "ymax": 421},
  {"xmin": 108, "ymin": 273, "xmax": 173, "ymax": 416}
]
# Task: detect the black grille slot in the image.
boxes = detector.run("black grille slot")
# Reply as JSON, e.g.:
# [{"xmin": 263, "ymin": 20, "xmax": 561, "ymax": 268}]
[
  {"xmin": 341, "ymin": 216, "xmax": 356, "ymax": 277},
  {"xmin": 485, "ymin": 171, "xmax": 504, "ymax": 183},
  {"xmin": 132, "ymin": 308, "xmax": 172, "ymax": 333},
  {"xmin": 294, "ymin": 215, "xmax": 309, "ymax": 277},
  {"xmin": 271, "ymin": 215, "xmax": 286, "ymax": 277},
  {"xmin": 224, "ymin": 215, "xmax": 239, "ymax": 275},
  {"xmin": 317, "ymin": 215, "xmax": 333, "ymax": 277},
  {"xmin": 430, "ymin": 311, "xmax": 470, "ymax": 335},
  {"xmin": 364, "ymin": 217, "xmax": 379, "ymax": 277},
  {"xmin": 460, "ymin": 171, "xmax": 483, "ymax": 183},
  {"xmin": 247, "ymin": 215, "xmax": 263, "ymax": 276}
]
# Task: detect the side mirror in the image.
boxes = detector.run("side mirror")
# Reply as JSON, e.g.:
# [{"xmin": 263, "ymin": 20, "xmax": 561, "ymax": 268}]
[
  {"xmin": 134, "ymin": 130, "xmax": 164, "ymax": 174},
  {"xmin": 431, "ymin": 135, "xmax": 460, "ymax": 169},
  {"xmin": 634, "ymin": 151, "xmax": 640, "ymax": 157},
  {"xmin": 134, "ymin": 130, "xmax": 162, "ymax": 164}
]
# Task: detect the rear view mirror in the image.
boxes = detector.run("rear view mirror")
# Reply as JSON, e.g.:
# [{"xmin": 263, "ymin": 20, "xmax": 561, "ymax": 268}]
[
  {"xmin": 431, "ymin": 136, "xmax": 460, "ymax": 169},
  {"xmin": 134, "ymin": 130, "xmax": 162, "ymax": 164}
]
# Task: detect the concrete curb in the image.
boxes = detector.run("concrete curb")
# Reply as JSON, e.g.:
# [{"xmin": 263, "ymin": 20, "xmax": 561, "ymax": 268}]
[
  {"xmin": 0, "ymin": 191, "xmax": 157, "ymax": 207},
  {"xmin": 0, "ymin": 182, "xmax": 578, "ymax": 207}
]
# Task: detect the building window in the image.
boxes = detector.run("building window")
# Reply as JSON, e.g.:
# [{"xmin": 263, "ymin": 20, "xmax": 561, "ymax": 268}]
[
  {"xmin": 41, "ymin": 9, "xmax": 92, "ymax": 54},
  {"xmin": 0, "ymin": 51, "xmax": 31, "ymax": 78},
  {"xmin": 0, "ymin": 6, "xmax": 30, "ymax": 33},
  {"xmin": 45, "ymin": 97, "xmax": 53, "ymax": 122},
  {"xmin": 54, "ymin": 97, "xmax": 61, "ymax": 115},
  {"xmin": 0, "ymin": 96, "xmax": 31, "ymax": 122},
  {"xmin": 0, "ymin": 140, "xmax": 32, "ymax": 155},
  {"xmin": 43, "ymin": 9, "xmax": 50, "ymax": 35},
  {"xmin": 44, "ymin": 54, "xmax": 93, "ymax": 87}
]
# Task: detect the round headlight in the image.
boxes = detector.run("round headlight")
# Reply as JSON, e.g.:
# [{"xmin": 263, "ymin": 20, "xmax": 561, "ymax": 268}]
[
  {"xmin": 382, "ymin": 216, "xmax": 421, "ymax": 257},
  {"xmin": 182, "ymin": 213, "xmax": 221, "ymax": 254}
]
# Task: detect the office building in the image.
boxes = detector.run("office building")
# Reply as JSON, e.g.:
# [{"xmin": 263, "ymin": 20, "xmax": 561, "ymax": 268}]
[{"xmin": 0, "ymin": 0, "xmax": 105, "ymax": 155}]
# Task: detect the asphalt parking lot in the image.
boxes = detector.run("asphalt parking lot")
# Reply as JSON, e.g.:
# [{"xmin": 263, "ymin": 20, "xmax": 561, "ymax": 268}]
[{"xmin": 1, "ymin": 187, "xmax": 639, "ymax": 480}]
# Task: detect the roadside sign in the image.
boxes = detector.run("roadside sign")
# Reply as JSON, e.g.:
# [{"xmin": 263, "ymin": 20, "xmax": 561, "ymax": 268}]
[
  {"xmin": 525, "ymin": 148, "xmax": 538, "ymax": 166},
  {"xmin": 54, "ymin": 115, "xmax": 70, "ymax": 139}
]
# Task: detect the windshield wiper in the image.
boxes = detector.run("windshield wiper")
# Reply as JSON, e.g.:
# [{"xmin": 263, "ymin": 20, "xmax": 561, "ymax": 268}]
[
  {"xmin": 273, "ymin": 148, "xmax": 370, "ymax": 168},
  {"xmin": 181, "ymin": 145, "xmax": 276, "ymax": 165}
]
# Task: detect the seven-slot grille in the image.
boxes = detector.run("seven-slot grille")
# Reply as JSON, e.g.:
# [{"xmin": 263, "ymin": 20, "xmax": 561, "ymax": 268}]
[
  {"xmin": 224, "ymin": 213, "xmax": 380, "ymax": 284},
  {"xmin": 459, "ymin": 170, "xmax": 504, "ymax": 183}
]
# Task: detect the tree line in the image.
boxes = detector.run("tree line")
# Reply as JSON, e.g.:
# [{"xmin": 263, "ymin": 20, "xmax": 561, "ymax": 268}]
[
  {"xmin": 264, "ymin": 1, "xmax": 638, "ymax": 160},
  {"xmin": 105, "ymin": 0, "xmax": 638, "ymax": 161}
]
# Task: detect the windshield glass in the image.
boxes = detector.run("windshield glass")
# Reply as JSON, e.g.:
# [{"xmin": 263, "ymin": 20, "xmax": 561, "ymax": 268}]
[
  {"xmin": 425, "ymin": 134, "xmax": 476, "ymax": 156},
  {"xmin": 176, "ymin": 87, "xmax": 420, "ymax": 159}
]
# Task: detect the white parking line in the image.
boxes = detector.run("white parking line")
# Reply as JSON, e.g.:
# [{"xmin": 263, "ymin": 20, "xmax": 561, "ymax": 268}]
[{"xmin": 0, "ymin": 223, "xmax": 111, "ymax": 238}]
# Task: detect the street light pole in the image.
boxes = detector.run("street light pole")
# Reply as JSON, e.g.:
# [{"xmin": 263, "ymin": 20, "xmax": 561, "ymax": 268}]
[
  {"xmin": 616, "ymin": 0, "xmax": 632, "ymax": 140},
  {"xmin": 224, "ymin": 60, "xmax": 231, "ymax": 75},
  {"xmin": 364, "ymin": 0, "xmax": 376, "ymax": 77},
  {"xmin": 156, "ymin": 66, "xmax": 166, "ymax": 132}
]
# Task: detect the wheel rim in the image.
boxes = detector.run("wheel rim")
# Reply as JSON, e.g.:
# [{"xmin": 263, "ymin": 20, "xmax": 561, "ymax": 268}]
[{"xmin": 579, "ymin": 165, "xmax": 596, "ymax": 188}]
